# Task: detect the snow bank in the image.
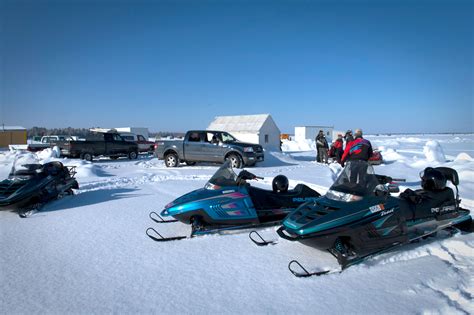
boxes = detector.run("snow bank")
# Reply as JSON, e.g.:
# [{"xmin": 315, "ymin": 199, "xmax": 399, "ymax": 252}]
[
  {"xmin": 379, "ymin": 147, "xmax": 405, "ymax": 162},
  {"xmin": 423, "ymin": 141, "xmax": 446, "ymax": 163},
  {"xmin": 455, "ymin": 152, "xmax": 473, "ymax": 162},
  {"xmin": 36, "ymin": 147, "xmax": 60, "ymax": 162},
  {"xmin": 281, "ymin": 139, "xmax": 316, "ymax": 152}
]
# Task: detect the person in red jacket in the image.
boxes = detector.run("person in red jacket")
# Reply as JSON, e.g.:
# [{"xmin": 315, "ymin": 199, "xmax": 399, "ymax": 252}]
[
  {"xmin": 341, "ymin": 129, "xmax": 373, "ymax": 164},
  {"xmin": 331, "ymin": 134, "xmax": 344, "ymax": 165},
  {"xmin": 341, "ymin": 129, "xmax": 373, "ymax": 183}
]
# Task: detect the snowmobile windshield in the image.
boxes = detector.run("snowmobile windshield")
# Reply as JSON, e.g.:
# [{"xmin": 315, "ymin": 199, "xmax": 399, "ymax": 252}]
[
  {"xmin": 205, "ymin": 161, "xmax": 238, "ymax": 189},
  {"xmin": 326, "ymin": 160, "xmax": 380, "ymax": 201},
  {"xmin": 9, "ymin": 154, "xmax": 42, "ymax": 179}
]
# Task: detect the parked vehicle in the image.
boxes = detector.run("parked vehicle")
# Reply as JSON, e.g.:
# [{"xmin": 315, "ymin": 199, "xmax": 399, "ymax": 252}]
[
  {"xmin": 146, "ymin": 161, "xmax": 321, "ymax": 242},
  {"xmin": 0, "ymin": 159, "xmax": 79, "ymax": 217},
  {"xmin": 154, "ymin": 130, "xmax": 264, "ymax": 168},
  {"xmin": 369, "ymin": 149, "xmax": 383, "ymax": 165},
  {"xmin": 27, "ymin": 135, "xmax": 75, "ymax": 152},
  {"xmin": 276, "ymin": 160, "xmax": 472, "ymax": 277},
  {"xmin": 63, "ymin": 132, "xmax": 139, "ymax": 161},
  {"xmin": 119, "ymin": 132, "xmax": 154, "ymax": 153}
]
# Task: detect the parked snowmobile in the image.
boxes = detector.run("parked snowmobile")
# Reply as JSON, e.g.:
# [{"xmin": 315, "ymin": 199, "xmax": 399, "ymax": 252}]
[
  {"xmin": 0, "ymin": 161, "xmax": 79, "ymax": 217},
  {"xmin": 146, "ymin": 161, "xmax": 321, "ymax": 242},
  {"xmin": 277, "ymin": 160, "xmax": 472, "ymax": 277}
]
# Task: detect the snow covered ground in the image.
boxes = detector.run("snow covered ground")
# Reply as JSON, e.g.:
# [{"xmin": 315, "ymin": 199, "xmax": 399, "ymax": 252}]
[{"xmin": 1, "ymin": 134, "xmax": 473, "ymax": 314}]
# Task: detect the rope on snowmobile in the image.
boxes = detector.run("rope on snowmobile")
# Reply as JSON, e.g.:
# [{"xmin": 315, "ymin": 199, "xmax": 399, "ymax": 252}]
[
  {"xmin": 248, "ymin": 230, "xmax": 277, "ymax": 246},
  {"xmin": 149, "ymin": 211, "xmax": 178, "ymax": 223},
  {"xmin": 145, "ymin": 227, "xmax": 187, "ymax": 242},
  {"xmin": 288, "ymin": 260, "xmax": 334, "ymax": 277}
]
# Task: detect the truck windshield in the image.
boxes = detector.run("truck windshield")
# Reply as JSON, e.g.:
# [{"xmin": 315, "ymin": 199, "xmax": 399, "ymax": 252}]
[
  {"xmin": 221, "ymin": 132, "xmax": 236, "ymax": 143},
  {"xmin": 205, "ymin": 161, "xmax": 238, "ymax": 188}
]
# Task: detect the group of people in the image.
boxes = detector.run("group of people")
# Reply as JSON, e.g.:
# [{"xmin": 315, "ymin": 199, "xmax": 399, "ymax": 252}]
[{"xmin": 316, "ymin": 129, "xmax": 373, "ymax": 166}]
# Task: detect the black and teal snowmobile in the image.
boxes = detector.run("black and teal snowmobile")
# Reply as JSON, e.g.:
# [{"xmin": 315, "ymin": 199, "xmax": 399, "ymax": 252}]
[
  {"xmin": 146, "ymin": 161, "xmax": 321, "ymax": 242},
  {"xmin": 276, "ymin": 160, "xmax": 472, "ymax": 277},
  {"xmin": 0, "ymin": 161, "xmax": 79, "ymax": 217}
]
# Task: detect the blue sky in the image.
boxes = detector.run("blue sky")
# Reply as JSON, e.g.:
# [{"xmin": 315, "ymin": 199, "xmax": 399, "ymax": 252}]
[{"xmin": 1, "ymin": 0, "xmax": 472, "ymax": 133}]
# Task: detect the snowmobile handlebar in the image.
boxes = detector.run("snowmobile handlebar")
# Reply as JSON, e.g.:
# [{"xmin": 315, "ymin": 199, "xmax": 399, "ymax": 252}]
[
  {"xmin": 375, "ymin": 175, "xmax": 406, "ymax": 185},
  {"xmin": 237, "ymin": 170, "xmax": 264, "ymax": 181},
  {"xmin": 391, "ymin": 178, "xmax": 406, "ymax": 182}
]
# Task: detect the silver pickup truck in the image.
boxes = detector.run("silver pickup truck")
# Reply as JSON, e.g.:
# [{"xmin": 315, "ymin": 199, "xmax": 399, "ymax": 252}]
[{"xmin": 154, "ymin": 130, "xmax": 264, "ymax": 168}]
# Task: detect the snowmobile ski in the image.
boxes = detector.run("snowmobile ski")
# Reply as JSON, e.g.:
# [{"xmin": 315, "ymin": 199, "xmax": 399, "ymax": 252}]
[
  {"xmin": 248, "ymin": 230, "xmax": 278, "ymax": 246},
  {"xmin": 288, "ymin": 260, "xmax": 340, "ymax": 277},
  {"xmin": 149, "ymin": 211, "xmax": 178, "ymax": 223},
  {"xmin": 145, "ymin": 227, "xmax": 187, "ymax": 242}
]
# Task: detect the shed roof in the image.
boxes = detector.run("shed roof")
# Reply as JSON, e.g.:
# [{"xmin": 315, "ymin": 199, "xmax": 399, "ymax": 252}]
[
  {"xmin": 0, "ymin": 126, "xmax": 26, "ymax": 131},
  {"xmin": 207, "ymin": 114, "xmax": 274, "ymax": 133}
]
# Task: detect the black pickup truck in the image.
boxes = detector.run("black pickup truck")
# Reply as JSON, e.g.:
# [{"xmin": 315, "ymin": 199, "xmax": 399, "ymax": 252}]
[
  {"xmin": 63, "ymin": 132, "xmax": 139, "ymax": 162},
  {"xmin": 154, "ymin": 130, "xmax": 264, "ymax": 168}
]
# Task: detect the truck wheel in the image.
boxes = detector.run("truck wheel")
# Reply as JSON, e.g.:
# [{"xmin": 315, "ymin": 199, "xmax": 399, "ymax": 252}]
[
  {"xmin": 226, "ymin": 153, "xmax": 242, "ymax": 169},
  {"xmin": 185, "ymin": 161, "xmax": 196, "ymax": 166},
  {"xmin": 165, "ymin": 153, "xmax": 179, "ymax": 167},
  {"xmin": 83, "ymin": 153, "xmax": 93, "ymax": 162},
  {"xmin": 128, "ymin": 151, "xmax": 138, "ymax": 160}
]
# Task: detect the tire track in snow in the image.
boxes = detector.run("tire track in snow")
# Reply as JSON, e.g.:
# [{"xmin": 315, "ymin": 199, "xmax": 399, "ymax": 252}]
[{"xmin": 78, "ymin": 174, "xmax": 211, "ymax": 193}]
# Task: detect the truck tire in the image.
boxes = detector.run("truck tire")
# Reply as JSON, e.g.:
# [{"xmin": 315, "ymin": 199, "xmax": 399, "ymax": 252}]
[
  {"xmin": 165, "ymin": 152, "xmax": 179, "ymax": 167},
  {"xmin": 82, "ymin": 152, "xmax": 93, "ymax": 162},
  {"xmin": 226, "ymin": 153, "xmax": 242, "ymax": 169},
  {"xmin": 128, "ymin": 151, "xmax": 138, "ymax": 160}
]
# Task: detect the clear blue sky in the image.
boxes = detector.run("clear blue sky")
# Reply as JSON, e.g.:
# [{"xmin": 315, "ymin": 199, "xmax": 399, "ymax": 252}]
[{"xmin": 1, "ymin": 0, "xmax": 472, "ymax": 133}]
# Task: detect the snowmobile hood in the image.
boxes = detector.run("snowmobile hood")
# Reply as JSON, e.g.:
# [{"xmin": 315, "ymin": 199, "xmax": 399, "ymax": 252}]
[
  {"xmin": 0, "ymin": 178, "xmax": 43, "ymax": 207},
  {"xmin": 282, "ymin": 195, "xmax": 399, "ymax": 236},
  {"xmin": 161, "ymin": 187, "xmax": 249, "ymax": 217}
]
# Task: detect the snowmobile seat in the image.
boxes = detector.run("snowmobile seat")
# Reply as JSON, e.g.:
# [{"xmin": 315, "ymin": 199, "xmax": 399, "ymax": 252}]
[
  {"xmin": 248, "ymin": 184, "xmax": 320, "ymax": 210},
  {"xmin": 399, "ymin": 187, "xmax": 455, "ymax": 220},
  {"xmin": 435, "ymin": 167, "xmax": 459, "ymax": 186},
  {"xmin": 42, "ymin": 162, "xmax": 65, "ymax": 176}
]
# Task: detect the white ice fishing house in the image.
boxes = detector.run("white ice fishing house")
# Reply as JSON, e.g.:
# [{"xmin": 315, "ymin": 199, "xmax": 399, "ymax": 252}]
[
  {"xmin": 295, "ymin": 126, "xmax": 334, "ymax": 143},
  {"xmin": 207, "ymin": 114, "xmax": 281, "ymax": 151}
]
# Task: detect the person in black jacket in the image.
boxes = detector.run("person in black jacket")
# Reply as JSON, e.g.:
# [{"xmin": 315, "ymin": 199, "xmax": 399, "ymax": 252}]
[{"xmin": 315, "ymin": 130, "xmax": 329, "ymax": 164}]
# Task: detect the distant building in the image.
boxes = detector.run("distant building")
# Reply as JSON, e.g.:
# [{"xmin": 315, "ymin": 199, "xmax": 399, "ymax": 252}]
[
  {"xmin": 115, "ymin": 127, "xmax": 149, "ymax": 139},
  {"xmin": 0, "ymin": 126, "xmax": 27, "ymax": 148},
  {"xmin": 295, "ymin": 126, "xmax": 334, "ymax": 143},
  {"xmin": 207, "ymin": 114, "xmax": 281, "ymax": 151},
  {"xmin": 89, "ymin": 127, "xmax": 150, "ymax": 139}
]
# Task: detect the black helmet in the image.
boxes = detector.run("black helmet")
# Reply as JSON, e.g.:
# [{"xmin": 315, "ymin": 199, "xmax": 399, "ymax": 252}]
[
  {"xmin": 420, "ymin": 167, "xmax": 447, "ymax": 191},
  {"xmin": 272, "ymin": 175, "xmax": 289, "ymax": 193}
]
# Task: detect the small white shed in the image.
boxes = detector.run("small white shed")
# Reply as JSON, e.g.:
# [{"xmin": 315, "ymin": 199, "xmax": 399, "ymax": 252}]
[
  {"xmin": 295, "ymin": 126, "xmax": 334, "ymax": 143},
  {"xmin": 207, "ymin": 114, "xmax": 281, "ymax": 151}
]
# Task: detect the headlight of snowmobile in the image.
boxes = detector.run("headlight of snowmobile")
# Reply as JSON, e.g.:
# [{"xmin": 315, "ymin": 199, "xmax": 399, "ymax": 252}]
[
  {"xmin": 243, "ymin": 147, "xmax": 254, "ymax": 153},
  {"xmin": 326, "ymin": 189, "xmax": 362, "ymax": 202}
]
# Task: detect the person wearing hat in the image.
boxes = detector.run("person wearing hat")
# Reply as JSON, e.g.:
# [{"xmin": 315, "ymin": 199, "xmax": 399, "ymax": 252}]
[
  {"xmin": 315, "ymin": 130, "xmax": 329, "ymax": 164},
  {"xmin": 344, "ymin": 129, "xmax": 354, "ymax": 149}
]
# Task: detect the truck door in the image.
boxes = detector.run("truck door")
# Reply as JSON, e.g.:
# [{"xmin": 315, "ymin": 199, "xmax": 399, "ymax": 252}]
[
  {"xmin": 183, "ymin": 132, "xmax": 205, "ymax": 161},
  {"xmin": 103, "ymin": 133, "xmax": 115, "ymax": 154},
  {"xmin": 112, "ymin": 133, "xmax": 128, "ymax": 154},
  {"xmin": 201, "ymin": 132, "xmax": 225, "ymax": 162}
]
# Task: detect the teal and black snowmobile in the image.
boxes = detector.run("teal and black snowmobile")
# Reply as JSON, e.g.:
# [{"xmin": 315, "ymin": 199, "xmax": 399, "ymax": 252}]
[
  {"xmin": 0, "ymin": 161, "xmax": 79, "ymax": 217},
  {"xmin": 276, "ymin": 160, "xmax": 472, "ymax": 277},
  {"xmin": 146, "ymin": 161, "xmax": 321, "ymax": 242}
]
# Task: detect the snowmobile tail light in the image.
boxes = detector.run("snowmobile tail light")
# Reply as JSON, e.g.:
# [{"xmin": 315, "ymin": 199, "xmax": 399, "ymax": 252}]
[{"xmin": 243, "ymin": 147, "xmax": 254, "ymax": 153}]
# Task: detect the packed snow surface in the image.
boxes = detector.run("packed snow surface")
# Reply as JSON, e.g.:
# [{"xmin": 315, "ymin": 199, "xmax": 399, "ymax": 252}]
[{"xmin": 1, "ymin": 134, "xmax": 473, "ymax": 314}]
